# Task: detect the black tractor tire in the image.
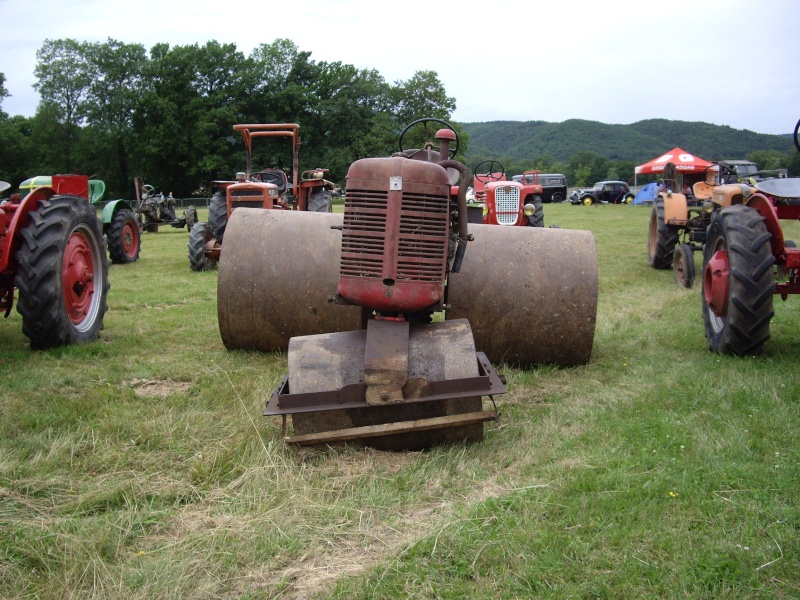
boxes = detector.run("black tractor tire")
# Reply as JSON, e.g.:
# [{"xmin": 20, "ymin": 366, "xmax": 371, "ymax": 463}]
[
  {"xmin": 107, "ymin": 208, "xmax": 141, "ymax": 264},
  {"xmin": 184, "ymin": 205, "xmax": 198, "ymax": 231},
  {"xmin": 208, "ymin": 191, "xmax": 228, "ymax": 243},
  {"xmin": 188, "ymin": 222, "xmax": 217, "ymax": 272},
  {"xmin": 701, "ymin": 205, "xmax": 775, "ymax": 355},
  {"xmin": 673, "ymin": 243, "xmax": 695, "ymax": 288},
  {"xmin": 527, "ymin": 196, "xmax": 544, "ymax": 227},
  {"xmin": 14, "ymin": 195, "xmax": 110, "ymax": 349},
  {"xmin": 647, "ymin": 197, "xmax": 678, "ymax": 269}
]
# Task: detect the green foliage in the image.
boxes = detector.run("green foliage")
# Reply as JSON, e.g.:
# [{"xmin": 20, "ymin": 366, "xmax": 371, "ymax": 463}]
[
  {"xmin": 463, "ymin": 119, "xmax": 797, "ymax": 185},
  {"xmin": 14, "ymin": 36, "xmax": 798, "ymax": 198}
]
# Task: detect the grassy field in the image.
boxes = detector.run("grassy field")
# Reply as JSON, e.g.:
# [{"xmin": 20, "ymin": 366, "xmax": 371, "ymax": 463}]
[{"xmin": 1, "ymin": 203, "xmax": 798, "ymax": 599}]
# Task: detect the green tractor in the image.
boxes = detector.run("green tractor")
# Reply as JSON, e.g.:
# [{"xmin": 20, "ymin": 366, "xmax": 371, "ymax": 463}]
[{"xmin": 19, "ymin": 175, "xmax": 142, "ymax": 264}]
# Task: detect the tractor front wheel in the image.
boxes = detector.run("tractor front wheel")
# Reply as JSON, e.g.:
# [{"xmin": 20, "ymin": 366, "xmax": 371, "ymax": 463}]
[
  {"xmin": 527, "ymin": 196, "xmax": 544, "ymax": 227},
  {"xmin": 673, "ymin": 243, "xmax": 695, "ymax": 288},
  {"xmin": 14, "ymin": 195, "xmax": 110, "ymax": 349},
  {"xmin": 701, "ymin": 205, "xmax": 775, "ymax": 355},
  {"xmin": 648, "ymin": 197, "xmax": 678, "ymax": 269},
  {"xmin": 188, "ymin": 222, "xmax": 218, "ymax": 271},
  {"xmin": 107, "ymin": 208, "xmax": 140, "ymax": 264}
]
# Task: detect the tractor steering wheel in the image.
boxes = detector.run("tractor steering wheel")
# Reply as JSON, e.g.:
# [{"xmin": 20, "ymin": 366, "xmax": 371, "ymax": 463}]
[
  {"xmin": 794, "ymin": 118, "xmax": 800, "ymax": 153},
  {"xmin": 398, "ymin": 118, "xmax": 460, "ymax": 159},
  {"xmin": 473, "ymin": 160, "xmax": 505, "ymax": 184}
]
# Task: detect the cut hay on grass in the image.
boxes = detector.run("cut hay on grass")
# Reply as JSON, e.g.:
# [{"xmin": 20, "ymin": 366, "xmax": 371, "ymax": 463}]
[{"xmin": 1, "ymin": 204, "xmax": 798, "ymax": 599}]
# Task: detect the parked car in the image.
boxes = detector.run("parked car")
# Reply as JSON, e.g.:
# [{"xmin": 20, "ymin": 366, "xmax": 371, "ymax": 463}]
[
  {"xmin": 512, "ymin": 172, "xmax": 568, "ymax": 203},
  {"xmin": 570, "ymin": 180, "xmax": 635, "ymax": 205}
]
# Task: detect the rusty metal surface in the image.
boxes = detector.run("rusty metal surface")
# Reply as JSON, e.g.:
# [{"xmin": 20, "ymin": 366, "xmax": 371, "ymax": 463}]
[
  {"xmin": 447, "ymin": 224, "xmax": 598, "ymax": 367},
  {"xmin": 284, "ymin": 319, "xmax": 494, "ymax": 450},
  {"xmin": 265, "ymin": 351, "xmax": 504, "ymax": 415},
  {"xmin": 216, "ymin": 209, "xmax": 361, "ymax": 351},
  {"xmin": 364, "ymin": 318, "xmax": 409, "ymax": 404}
]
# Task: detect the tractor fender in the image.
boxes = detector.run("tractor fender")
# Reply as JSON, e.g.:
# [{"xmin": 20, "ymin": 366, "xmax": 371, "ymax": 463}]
[
  {"xmin": 662, "ymin": 192, "xmax": 689, "ymax": 222},
  {"xmin": 101, "ymin": 199, "xmax": 133, "ymax": 228},
  {"xmin": 0, "ymin": 187, "xmax": 56, "ymax": 273},
  {"xmin": 746, "ymin": 192, "xmax": 784, "ymax": 255}
]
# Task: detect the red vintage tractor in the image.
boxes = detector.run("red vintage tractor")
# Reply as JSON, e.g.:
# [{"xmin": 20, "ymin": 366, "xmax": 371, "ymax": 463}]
[
  {"xmin": 216, "ymin": 118, "xmax": 599, "ymax": 449},
  {"xmin": 0, "ymin": 174, "xmax": 109, "ymax": 349},
  {"xmin": 188, "ymin": 123, "xmax": 334, "ymax": 271},
  {"xmin": 471, "ymin": 160, "xmax": 544, "ymax": 227},
  {"xmin": 698, "ymin": 120, "xmax": 800, "ymax": 354}
]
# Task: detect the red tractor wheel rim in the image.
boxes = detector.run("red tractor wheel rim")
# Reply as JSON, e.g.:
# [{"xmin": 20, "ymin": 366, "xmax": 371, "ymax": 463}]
[
  {"xmin": 703, "ymin": 249, "xmax": 729, "ymax": 317},
  {"xmin": 62, "ymin": 230, "xmax": 96, "ymax": 325},
  {"xmin": 122, "ymin": 221, "xmax": 139, "ymax": 257}
]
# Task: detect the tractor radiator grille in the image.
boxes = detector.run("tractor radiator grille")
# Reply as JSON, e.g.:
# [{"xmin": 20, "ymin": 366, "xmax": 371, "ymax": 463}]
[
  {"xmin": 397, "ymin": 193, "xmax": 448, "ymax": 282},
  {"xmin": 495, "ymin": 187, "xmax": 520, "ymax": 225},
  {"xmin": 340, "ymin": 189, "xmax": 447, "ymax": 282},
  {"xmin": 340, "ymin": 190, "xmax": 387, "ymax": 278}
]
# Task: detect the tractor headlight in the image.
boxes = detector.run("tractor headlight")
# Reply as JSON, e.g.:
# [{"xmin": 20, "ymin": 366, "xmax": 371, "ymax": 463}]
[
  {"xmin": 481, "ymin": 203, "xmax": 488, "ymax": 216},
  {"xmin": 523, "ymin": 203, "xmax": 536, "ymax": 216},
  {"xmin": 702, "ymin": 201, "xmax": 715, "ymax": 214}
]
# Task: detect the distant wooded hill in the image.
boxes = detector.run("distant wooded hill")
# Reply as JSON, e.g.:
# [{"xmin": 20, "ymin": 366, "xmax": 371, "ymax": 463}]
[{"xmin": 460, "ymin": 119, "xmax": 794, "ymax": 164}]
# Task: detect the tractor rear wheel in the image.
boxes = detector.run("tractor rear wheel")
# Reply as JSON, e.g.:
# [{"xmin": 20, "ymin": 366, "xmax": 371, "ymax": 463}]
[
  {"xmin": 447, "ymin": 223, "xmax": 598, "ymax": 367},
  {"xmin": 14, "ymin": 195, "xmax": 110, "ymax": 349},
  {"xmin": 208, "ymin": 191, "xmax": 227, "ymax": 243},
  {"xmin": 701, "ymin": 205, "xmax": 775, "ymax": 355},
  {"xmin": 107, "ymin": 208, "xmax": 140, "ymax": 264},
  {"xmin": 188, "ymin": 222, "xmax": 217, "ymax": 271},
  {"xmin": 673, "ymin": 243, "xmax": 695, "ymax": 288},
  {"xmin": 217, "ymin": 210, "xmax": 598, "ymax": 368},
  {"xmin": 648, "ymin": 197, "xmax": 678, "ymax": 269}
]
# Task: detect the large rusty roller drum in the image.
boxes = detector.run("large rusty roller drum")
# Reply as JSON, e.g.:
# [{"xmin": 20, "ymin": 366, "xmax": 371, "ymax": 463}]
[
  {"xmin": 217, "ymin": 208, "xmax": 361, "ymax": 351},
  {"xmin": 447, "ymin": 224, "xmax": 598, "ymax": 368}
]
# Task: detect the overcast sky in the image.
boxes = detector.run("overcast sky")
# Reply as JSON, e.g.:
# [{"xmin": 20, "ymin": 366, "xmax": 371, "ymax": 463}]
[{"xmin": 1, "ymin": 0, "xmax": 798, "ymax": 135}]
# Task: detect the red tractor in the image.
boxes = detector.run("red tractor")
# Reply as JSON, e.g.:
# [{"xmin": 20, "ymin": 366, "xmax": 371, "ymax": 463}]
[
  {"xmin": 0, "ymin": 174, "xmax": 109, "ymax": 349},
  {"xmin": 471, "ymin": 161, "xmax": 544, "ymax": 227},
  {"xmin": 698, "ymin": 120, "xmax": 800, "ymax": 355},
  {"xmin": 188, "ymin": 123, "xmax": 334, "ymax": 271},
  {"xmin": 216, "ymin": 118, "xmax": 599, "ymax": 449}
]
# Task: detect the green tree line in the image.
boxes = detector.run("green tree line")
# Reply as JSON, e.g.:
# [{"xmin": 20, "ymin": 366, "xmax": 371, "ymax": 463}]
[
  {"xmin": 2, "ymin": 38, "xmax": 798, "ymax": 196},
  {"xmin": 0, "ymin": 38, "xmax": 457, "ymax": 197}
]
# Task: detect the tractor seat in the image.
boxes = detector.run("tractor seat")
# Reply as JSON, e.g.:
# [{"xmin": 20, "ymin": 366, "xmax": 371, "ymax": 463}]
[
  {"xmin": 255, "ymin": 169, "xmax": 288, "ymax": 195},
  {"xmin": 693, "ymin": 181, "xmax": 715, "ymax": 201}
]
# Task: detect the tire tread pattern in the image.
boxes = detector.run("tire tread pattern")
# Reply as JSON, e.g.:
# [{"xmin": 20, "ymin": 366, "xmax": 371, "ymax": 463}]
[
  {"xmin": 702, "ymin": 205, "xmax": 775, "ymax": 355},
  {"xmin": 14, "ymin": 196, "xmax": 110, "ymax": 349}
]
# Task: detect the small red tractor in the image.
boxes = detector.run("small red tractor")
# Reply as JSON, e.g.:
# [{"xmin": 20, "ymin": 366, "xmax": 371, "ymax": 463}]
[
  {"xmin": 650, "ymin": 119, "xmax": 800, "ymax": 355},
  {"xmin": 471, "ymin": 161, "xmax": 544, "ymax": 227},
  {"xmin": 216, "ymin": 118, "xmax": 599, "ymax": 449},
  {"xmin": 0, "ymin": 174, "xmax": 109, "ymax": 349},
  {"xmin": 188, "ymin": 123, "xmax": 334, "ymax": 271}
]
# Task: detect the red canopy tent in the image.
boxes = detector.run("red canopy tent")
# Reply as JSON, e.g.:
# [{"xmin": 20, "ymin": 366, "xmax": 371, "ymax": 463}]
[{"xmin": 635, "ymin": 147, "xmax": 714, "ymax": 175}]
